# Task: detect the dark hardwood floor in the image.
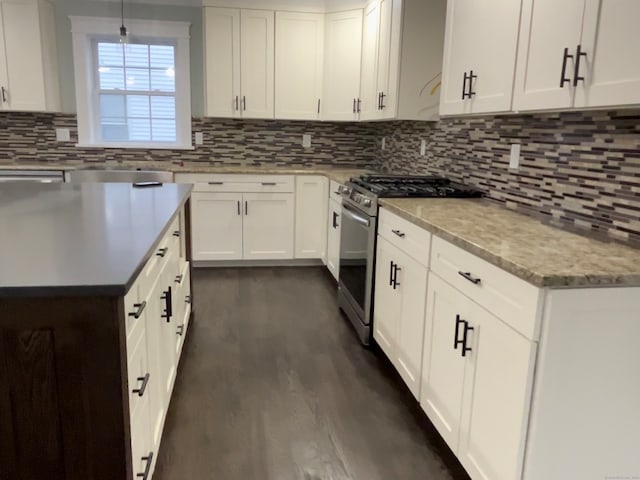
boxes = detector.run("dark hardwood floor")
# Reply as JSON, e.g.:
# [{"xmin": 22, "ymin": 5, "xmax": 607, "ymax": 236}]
[{"xmin": 155, "ymin": 267, "xmax": 470, "ymax": 480}]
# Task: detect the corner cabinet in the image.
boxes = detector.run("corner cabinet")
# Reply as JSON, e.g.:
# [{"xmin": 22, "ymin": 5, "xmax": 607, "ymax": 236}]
[
  {"xmin": 326, "ymin": 181, "xmax": 343, "ymax": 281},
  {"xmin": 0, "ymin": 0, "xmax": 60, "ymax": 112},
  {"xmin": 204, "ymin": 7, "xmax": 274, "ymax": 119},
  {"xmin": 513, "ymin": 0, "xmax": 640, "ymax": 111},
  {"xmin": 275, "ymin": 12, "xmax": 324, "ymax": 120},
  {"xmin": 439, "ymin": 0, "xmax": 522, "ymax": 116}
]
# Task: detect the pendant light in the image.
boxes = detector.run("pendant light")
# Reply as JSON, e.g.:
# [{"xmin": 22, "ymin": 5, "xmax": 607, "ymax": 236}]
[{"xmin": 119, "ymin": 0, "xmax": 128, "ymax": 44}]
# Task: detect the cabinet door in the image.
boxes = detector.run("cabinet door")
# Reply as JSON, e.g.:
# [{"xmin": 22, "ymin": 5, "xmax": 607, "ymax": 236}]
[
  {"xmin": 420, "ymin": 273, "xmax": 469, "ymax": 452},
  {"xmin": 191, "ymin": 192, "xmax": 243, "ymax": 261},
  {"xmin": 326, "ymin": 198, "xmax": 342, "ymax": 281},
  {"xmin": 322, "ymin": 9, "xmax": 363, "ymax": 121},
  {"xmin": 0, "ymin": 7, "xmax": 7, "ymax": 110},
  {"xmin": 129, "ymin": 395, "xmax": 152, "ymax": 480},
  {"xmin": 441, "ymin": 0, "xmax": 521, "ymax": 115},
  {"xmin": 243, "ymin": 193, "xmax": 294, "ymax": 260},
  {"xmin": 275, "ymin": 12, "xmax": 324, "ymax": 120},
  {"xmin": 204, "ymin": 7, "xmax": 241, "ymax": 118},
  {"xmin": 574, "ymin": 0, "xmax": 640, "ymax": 108},
  {"xmin": 376, "ymin": 0, "xmax": 401, "ymax": 119},
  {"xmin": 458, "ymin": 302, "xmax": 536, "ymax": 480},
  {"xmin": 241, "ymin": 9, "xmax": 274, "ymax": 119},
  {"xmin": 0, "ymin": 2, "xmax": 47, "ymax": 111},
  {"xmin": 359, "ymin": 0, "xmax": 381, "ymax": 120},
  {"xmin": 373, "ymin": 237, "xmax": 402, "ymax": 357},
  {"xmin": 144, "ymin": 274, "xmax": 165, "ymax": 453},
  {"xmin": 159, "ymin": 257, "xmax": 178, "ymax": 406},
  {"xmin": 513, "ymin": 0, "xmax": 587, "ymax": 111},
  {"xmin": 294, "ymin": 176, "xmax": 328, "ymax": 260},
  {"xmin": 395, "ymin": 249, "xmax": 428, "ymax": 399}
]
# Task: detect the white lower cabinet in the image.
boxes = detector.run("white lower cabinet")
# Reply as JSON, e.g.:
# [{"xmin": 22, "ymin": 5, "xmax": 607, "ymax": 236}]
[
  {"xmin": 420, "ymin": 272, "xmax": 536, "ymax": 480},
  {"xmin": 294, "ymin": 175, "xmax": 328, "ymax": 260},
  {"xmin": 326, "ymin": 197, "xmax": 341, "ymax": 281},
  {"xmin": 191, "ymin": 192, "xmax": 243, "ymax": 261},
  {"xmin": 124, "ymin": 208, "xmax": 191, "ymax": 480},
  {"xmin": 243, "ymin": 192, "xmax": 295, "ymax": 259},
  {"xmin": 374, "ymin": 235, "xmax": 429, "ymax": 398}
]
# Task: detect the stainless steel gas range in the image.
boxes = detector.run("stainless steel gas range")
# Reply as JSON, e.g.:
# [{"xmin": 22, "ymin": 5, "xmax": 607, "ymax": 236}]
[{"xmin": 337, "ymin": 175, "xmax": 482, "ymax": 345}]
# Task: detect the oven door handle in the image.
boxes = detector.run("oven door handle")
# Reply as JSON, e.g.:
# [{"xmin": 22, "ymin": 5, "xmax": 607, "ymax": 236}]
[{"xmin": 342, "ymin": 204, "xmax": 371, "ymax": 227}]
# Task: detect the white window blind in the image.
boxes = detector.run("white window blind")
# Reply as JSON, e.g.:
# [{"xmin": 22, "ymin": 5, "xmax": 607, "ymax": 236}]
[{"xmin": 96, "ymin": 42, "xmax": 177, "ymax": 143}]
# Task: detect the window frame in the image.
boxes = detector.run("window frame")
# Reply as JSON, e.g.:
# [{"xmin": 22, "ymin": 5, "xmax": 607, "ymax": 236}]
[{"xmin": 70, "ymin": 16, "xmax": 193, "ymax": 150}]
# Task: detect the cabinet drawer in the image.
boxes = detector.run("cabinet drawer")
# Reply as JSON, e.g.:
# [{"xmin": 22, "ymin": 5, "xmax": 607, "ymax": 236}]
[
  {"xmin": 175, "ymin": 174, "xmax": 294, "ymax": 193},
  {"xmin": 430, "ymin": 236, "xmax": 542, "ymax": 340},
  {"xmin": 127, "ymin": 329, "xmax": 150, "ymax": 419},
  {"xmin": 379, "ymin": 208, "xmax": 431, "ymax": 266},
  {"xmin": 329, "ymin": 180, "xmax": 344, "ymax": 203},
  {"xmin": 124, "ymin": 283, "xmax": 146, "ymax": 350}
]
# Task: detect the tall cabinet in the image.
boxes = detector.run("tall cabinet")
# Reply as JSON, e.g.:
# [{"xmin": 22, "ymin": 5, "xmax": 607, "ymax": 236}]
[
  {"xmin": 0, "ymin": 0, "xmax": 60, "ymax": 112},
  {"xmin": 204, "ymin": 7, "xmax": 274, "ymax": 119}
]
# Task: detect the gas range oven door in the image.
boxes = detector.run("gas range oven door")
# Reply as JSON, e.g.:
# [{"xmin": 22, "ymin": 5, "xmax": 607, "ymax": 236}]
[{"xmin": 338, "ymin": 202, "xmax": 377, "ymax": 345}]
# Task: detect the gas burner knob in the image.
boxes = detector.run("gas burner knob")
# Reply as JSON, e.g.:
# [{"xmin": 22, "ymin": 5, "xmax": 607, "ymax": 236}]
[
  {"xmin": 362, "ymin": 198, "xmax": 372, "ymax": 207},
  {"xmin": 354, "ymin": 194, "xmax": 362, "ymax": 204}
]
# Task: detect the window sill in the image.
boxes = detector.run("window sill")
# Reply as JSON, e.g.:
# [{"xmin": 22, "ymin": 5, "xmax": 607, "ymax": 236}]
[{"xmin": 75, "ymin": 143, "xmax": 196, "ymax": 151}]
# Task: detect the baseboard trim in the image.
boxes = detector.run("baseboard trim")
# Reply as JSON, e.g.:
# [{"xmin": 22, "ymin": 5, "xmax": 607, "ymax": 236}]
[{"xmin": 193, "ymin": 259, "xmax": 325, "ymax": 268}]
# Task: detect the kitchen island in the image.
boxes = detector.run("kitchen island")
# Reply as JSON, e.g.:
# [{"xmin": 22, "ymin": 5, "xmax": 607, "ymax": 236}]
[{"xmin": 0, "ymin": 182, "xmax": 193, "ymax": 480}]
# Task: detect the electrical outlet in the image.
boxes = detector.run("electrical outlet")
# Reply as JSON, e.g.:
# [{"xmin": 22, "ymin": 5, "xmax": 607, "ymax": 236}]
[
  {"xmin": 302, "ymin": 134, "xmax": 311, "ymax": 148},
  {"xmin": 194, "ymin": 132, "xmax": 204, "ymax": 145},
  {"xmin": 509, "ymin": 144, "xmax": 521, "ymax": 169},
  {"xmin": 381, "ymin": 137, "xmax": 386, "ymax": 150},
  {"xmin": 420, "ymin": 140, "xmax": 427, "ymax": 156},
  {"xmin": 55, "ymin": 128, "xmax": 70, "ymax": 142}
]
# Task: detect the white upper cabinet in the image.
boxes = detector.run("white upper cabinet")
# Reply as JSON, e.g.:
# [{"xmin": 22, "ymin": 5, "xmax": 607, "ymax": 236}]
[
  {"xmin": 0, "ymin": 0, "xmax": 60, "ymax": 112},
  {"xmin": 440, "ymin": 0, "xmax": 522, "ymax": 116},
  {"xmin": 515, "ymin": 0, "xmax": 640, "ymax": 112},
  {"xmin": 240, "ymin": 10, "xmax": 275, "ymax": 118},
  {"xmin": 275, "ymin": 12, "xmax": 324, "ymax": 120},
  {"xmin": 574, "ymin": 0, "xmax": 640, "ymax": 108},
  {"xmin": 204, "ymin": 8, "xmax": 240, "ymax": 118},
  {"xmin": 204, "ymin": 7, "xmax": 274, "ymax": 119},
  {"xmin": 322, "ymin": 9, "xmax": 363, "ymax": 121},
  {"xmin": 359, "ymin": 0, "xmax": 380, "ymax": 120},
  {"xmin": 513, "ymin": 0, "xmax": 587, "ymax": 111}
]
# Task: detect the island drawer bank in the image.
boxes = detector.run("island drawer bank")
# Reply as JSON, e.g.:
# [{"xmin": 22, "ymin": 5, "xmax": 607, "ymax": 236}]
[
  {"xmin": 0, "ymin": 183, "xmax": 193, "ymax": 480},
  {"xmin": 374, "ymin": 202, "xmax": 640, "ymax": 480}
]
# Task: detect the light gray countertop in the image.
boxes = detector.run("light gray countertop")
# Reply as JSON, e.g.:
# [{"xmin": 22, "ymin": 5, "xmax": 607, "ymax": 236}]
[
  {"xmin": 0, "ymin": 182, "xmax": 192, "ymax": 298},
  {"xmin": 380, "ymin": 198, "xmax": 640, "ymax": 288}
]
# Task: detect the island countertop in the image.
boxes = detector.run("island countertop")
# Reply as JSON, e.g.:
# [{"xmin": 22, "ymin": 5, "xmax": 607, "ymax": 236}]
[
  {"xmin": 0, "ymin": 182, "xmax": 192, "ymax": 298},
  {"xmin": 379, "ymin": 197, "xmax": 640, "ymax": 288}
]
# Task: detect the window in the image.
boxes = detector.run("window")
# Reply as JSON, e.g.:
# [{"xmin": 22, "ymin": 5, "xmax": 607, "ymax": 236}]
[{"xmin": 70, "ymin": 17, "xmax": 192, "ymax": 149}]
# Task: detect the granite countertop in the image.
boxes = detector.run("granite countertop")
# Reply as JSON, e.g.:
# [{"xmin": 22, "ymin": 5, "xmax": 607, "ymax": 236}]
[
  {"xmin": 0, "ymin": 162, "xmax": 368, "ymax": 184},
  {"xmin": 379, "ymin": 198, "xmax": 640, "ymax": 288},
  {"xmin": 0, "ymin": 182, "xmax": 192, "ymax": 298}
]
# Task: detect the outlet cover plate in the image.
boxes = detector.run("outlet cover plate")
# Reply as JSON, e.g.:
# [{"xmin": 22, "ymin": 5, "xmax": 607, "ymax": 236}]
[
  {"xmin": 302, "ymin": 134, "xmax": 311, "ymax": 148},
  {"xmin": 509, "ymin": 144, "xmax": 521, "ymax": 169},
  {"xmin": 194, "ymin": 132, "xmax": 204, "ymax": 145},
  {"xmin": 55, "ymin": 128, "xmax": 70, "ymax": 142}
]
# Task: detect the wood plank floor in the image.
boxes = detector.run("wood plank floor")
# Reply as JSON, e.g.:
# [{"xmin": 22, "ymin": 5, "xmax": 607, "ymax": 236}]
[{"xmin": 155, "ymin": 267, "xmax": 470, "ymax": 480}]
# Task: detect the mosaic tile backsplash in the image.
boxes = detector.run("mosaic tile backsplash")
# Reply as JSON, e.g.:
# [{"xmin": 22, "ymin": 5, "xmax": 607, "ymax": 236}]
[
  {"xmin": 378, "ymin": 110, "xmax": 640, "ymax": 243},
  {"xmin": 1, "ymin": 109, "xmax": 639, "ymax": 243},
  {"xmin": 0, "ymin": 113, "xmax": 378, "ymax": 168}
]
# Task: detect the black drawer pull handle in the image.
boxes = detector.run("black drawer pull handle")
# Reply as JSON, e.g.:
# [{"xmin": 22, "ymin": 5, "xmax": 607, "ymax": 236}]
[
  {"xmin": 392, "ymin": 229, "xmax": 405, "ymax": 238},
  {"xmin": 559, "ymin": 47, "xmax": 574, "ymax": 88},
  {"xmin": 461, "ymin": 322, "xmax": 474, "ymax": 357},
  {"xmin": 175, "ymin": 274, "xmax": 183, "ymax": 284},
  {"xmin": 207, "ymin": 181, "xmax": 224, "ymax": 185},
  {"xmin": 185, "ymin": 295, "xmax": 191, "ymax": 304},
  {"xmin": 454, "ymin": 314, "xmax": 464, "ymax": 350},
  {"xmin": 137, "ymin": 451, "xmax": 153, "ymax": 479},
  {"xmin": 393, "ymin": 265, "xmax": 401, "ymax": 290},
  {"xmin": 132, "ymin": 373, "xmax": 150, "ymax": 397},
  {"xmin": 156, "ymin": 247, "xmax": 168, "ymax": 258},
  {"xmin": 129, "ymin": 301, "xmax": 147, "ymax": 319},
  {"xmin": 458, "ymin": 271, "xmax": 481, "ymax": 285},
  {"xmin": 172, "ymin": 230, "xmax": 180, "ymax": 237},
  {"xmin": 462, "ymin": 71, "xmax": 469, "ymax": 99},
  {"xmin": 389, "ymin": 261, "xmax": 395, "ymax": 286},
  {"xmin": 332, "ymin": 211, "xmax": 339, "ymax": 229},
  {"xmin": 161, "ymin": 287, "xmax": 172, "ymax": 322},
  {"xmin": 261, "ymin": 182, "xmax": 277, "ymax": 186},
  {"xmin": 177, "ymin": 325, "xmax": 184, "ymax": 336},
  {"xmin": 573, "ymin": 44, "xmax": 587, "ymax": 86}
]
